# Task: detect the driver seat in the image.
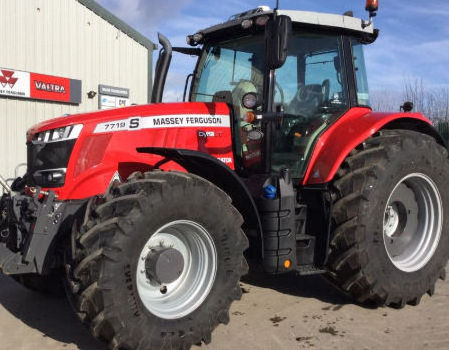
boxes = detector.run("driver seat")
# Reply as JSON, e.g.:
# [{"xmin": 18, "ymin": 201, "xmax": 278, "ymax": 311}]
[{"xmin": 287, "ymin": 84, "xmax": 324, "ymax": 116}]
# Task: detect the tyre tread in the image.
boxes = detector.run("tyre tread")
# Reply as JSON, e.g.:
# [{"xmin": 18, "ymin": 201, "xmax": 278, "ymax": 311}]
[
  {"xmin": 327, "ymin": 129, "xmax": 449, "ymax": 308},
  {"xmin": 66, "ymin": 171, "xmax": 248, "ymax": 349}
]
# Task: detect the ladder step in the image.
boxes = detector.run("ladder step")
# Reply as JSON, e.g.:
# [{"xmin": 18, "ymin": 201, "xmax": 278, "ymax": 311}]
[{"xmin": 296, "ymin": 264, "xmax": 326, "ymax": 276}]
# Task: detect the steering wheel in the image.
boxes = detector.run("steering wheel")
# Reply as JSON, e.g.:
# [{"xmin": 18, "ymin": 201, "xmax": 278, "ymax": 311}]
[
  {"xmin": 273, "ymin": 113, "xmax": 308, "ymax": 152},
  {"xmin": 285, "ymin": 114, "xmax": 308, "ymax": 135}
]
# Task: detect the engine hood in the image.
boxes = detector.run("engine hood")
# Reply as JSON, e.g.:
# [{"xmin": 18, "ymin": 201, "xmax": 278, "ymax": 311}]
[{"xmin": 27, "ymin": 102, "xmax": 231, "ymax": 137}]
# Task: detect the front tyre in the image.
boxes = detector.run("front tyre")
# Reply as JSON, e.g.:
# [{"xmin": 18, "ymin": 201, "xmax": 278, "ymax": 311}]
[
  {"xmin": 66, "ymin": 171, "xmax": 248, "ymax": 349},
  {"xmin": 327, "ymin": 130, "xmax": 449, "ymax": 307}
]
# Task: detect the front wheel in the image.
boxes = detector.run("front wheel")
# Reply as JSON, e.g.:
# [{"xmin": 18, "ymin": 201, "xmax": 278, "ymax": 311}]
[
  {"xmin": 65, "ymin": 171, "xmax": 248, "ymax": 349},
  {"xmin": 327, "ymin": 130, "xmax": 449, "ymax": 307}
]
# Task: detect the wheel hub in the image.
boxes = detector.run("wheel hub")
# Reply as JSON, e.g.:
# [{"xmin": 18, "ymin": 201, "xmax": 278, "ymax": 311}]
[
  {"xmin": 145, "ymin": 246, "xmax": 184, "ymax": 284},
  {"xmin": 383, "ymin": 173, "xmax": 443, "ymax": 273},
  {"xmin": 136, "ymin": 220, "xmax": 217, "ymax": 320},
  {"xmin": 384, "ymin": 205, "xmax": 400, "ymax": 238},
  {"xmin": 384, "ymin": 202, "xmax": 408, "ymax": 238}
]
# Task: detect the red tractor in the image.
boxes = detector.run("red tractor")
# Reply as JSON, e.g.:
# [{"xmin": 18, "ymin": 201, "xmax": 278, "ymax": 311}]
[{"xmin": 1, "ymin": 2, "xmax": 448, "ymax": 349}]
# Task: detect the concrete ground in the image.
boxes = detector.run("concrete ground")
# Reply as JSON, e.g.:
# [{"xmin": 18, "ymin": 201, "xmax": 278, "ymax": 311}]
[{"xmin": 0, "ymin": 269, "xmax": 448, "ymax": 350}]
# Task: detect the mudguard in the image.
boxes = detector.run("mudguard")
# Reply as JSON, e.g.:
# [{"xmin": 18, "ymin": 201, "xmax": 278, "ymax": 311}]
[
  {"xmin": 137, "ymin": 147, "xmax": 264, "ymax": 259},
  {"xmin": 303, "ymin": 108, "xmax": 444, "ymax": 185}
]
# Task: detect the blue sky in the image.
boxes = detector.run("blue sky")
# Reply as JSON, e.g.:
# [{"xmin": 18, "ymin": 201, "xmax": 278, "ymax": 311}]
[{"xmin": 97, "ymin": 0, "xmax": 449, "ymax": 101}]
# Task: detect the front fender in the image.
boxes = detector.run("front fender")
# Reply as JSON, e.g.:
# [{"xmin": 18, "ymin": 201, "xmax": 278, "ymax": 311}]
[
  {"xmin": 303, "ymin": 108, "xmax": 441, "ymax": 185},
  {"xmin": 137, "ymin": 147, "xmax": 264, "ymax": 260}
]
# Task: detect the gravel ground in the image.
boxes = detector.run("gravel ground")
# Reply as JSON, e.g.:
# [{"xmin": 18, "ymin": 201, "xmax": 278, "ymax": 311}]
[{"xmin": 0, "ymin": 267, "xmax": 448, "ymax": 350}]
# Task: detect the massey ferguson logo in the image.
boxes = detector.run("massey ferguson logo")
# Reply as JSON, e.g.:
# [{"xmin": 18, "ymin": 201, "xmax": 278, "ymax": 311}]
[
  {"xmin": 0, "ymin": 70, "xmax": 18, "ymax": 88},
  {"xmin": 34, "ymin": 81, "xmax": 66, "ymax": 94}
]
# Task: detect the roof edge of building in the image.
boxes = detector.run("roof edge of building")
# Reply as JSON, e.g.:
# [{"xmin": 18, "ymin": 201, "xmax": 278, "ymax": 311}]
[{"xmin": 77, "ymin": 0, "xmax": 157, "ymax": 50}]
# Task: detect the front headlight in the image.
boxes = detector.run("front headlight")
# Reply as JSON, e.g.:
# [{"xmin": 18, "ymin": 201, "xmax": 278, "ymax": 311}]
[{"xmin": 34, "ymin": 124, "xmax": 83, "ymax": 143}]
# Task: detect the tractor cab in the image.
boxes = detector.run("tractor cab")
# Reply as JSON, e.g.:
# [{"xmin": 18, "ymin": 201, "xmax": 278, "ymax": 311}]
[{"xmin": 154, "ymin": 5, "xmax": 378, "ymax": 179}]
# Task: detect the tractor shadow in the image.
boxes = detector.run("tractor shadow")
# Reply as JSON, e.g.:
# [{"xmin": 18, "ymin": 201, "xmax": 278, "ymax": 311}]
[
  {"xmin": 0, "ymin": 274, "xmax": 106, "ymax": 350},
  {"xmin": 0, "ymin": 267, "xmax": 353, "ymax": 349},
  {"xmin": 242, "ymin": 261, "xmax": 354, "ymax": 307}
]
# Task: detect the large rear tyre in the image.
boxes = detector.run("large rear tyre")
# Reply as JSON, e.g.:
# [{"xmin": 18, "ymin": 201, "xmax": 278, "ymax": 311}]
[
  {"xmin": 65, "ymin": 171, "xmax": 248, "ymax": 349},
  {"xmin": 327, "ymin": 130, "xmax": 449, "ymax": 307}
]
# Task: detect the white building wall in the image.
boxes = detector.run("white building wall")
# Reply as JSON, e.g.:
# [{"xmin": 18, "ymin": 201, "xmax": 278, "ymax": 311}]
[{"xmin": 0, "ymin": 0, "xmax": 151, "ymax": 180}]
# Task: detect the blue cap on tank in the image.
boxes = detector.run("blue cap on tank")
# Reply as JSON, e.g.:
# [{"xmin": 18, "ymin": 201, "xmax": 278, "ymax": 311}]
[{"xmin": 263, "ymin": 185, "xmax": 277, "ymax": 199}]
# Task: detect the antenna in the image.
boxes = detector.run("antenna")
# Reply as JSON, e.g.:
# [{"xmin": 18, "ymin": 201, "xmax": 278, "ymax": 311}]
[{"xmin": 275, "ymin": 0, "xmax": 280, "ymax": 10}]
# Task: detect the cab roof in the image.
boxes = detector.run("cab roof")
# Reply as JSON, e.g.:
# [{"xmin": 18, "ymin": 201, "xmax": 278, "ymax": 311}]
[
  {"xmin": 194, "ymin": 6, "xmax": 376, "ymax": 43},
  {"xmin": 277, "ymin": 9, "xmax": 374, "ymax": 35}
]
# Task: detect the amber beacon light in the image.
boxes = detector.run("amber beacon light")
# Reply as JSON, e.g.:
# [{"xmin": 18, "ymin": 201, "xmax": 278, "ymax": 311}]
[{"xmin": 365, "ymin": 0, "xmax": 379, "ymax": 13}]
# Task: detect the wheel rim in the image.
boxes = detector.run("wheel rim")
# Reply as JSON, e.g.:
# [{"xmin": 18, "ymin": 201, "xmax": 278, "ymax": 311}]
[
  {"xmin": 136, "ymin": 220, "xmax": 217, "ymax": 319},
  {"xmin": 383, "ymin": 173, "xmax": 443, "ymax": 273}
]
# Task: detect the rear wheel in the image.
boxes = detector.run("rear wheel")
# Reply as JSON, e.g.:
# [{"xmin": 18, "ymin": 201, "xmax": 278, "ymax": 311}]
[
  {"xmin": 65, "ymin": 171, "xmax": 248, "ymax": 349},
  {"xmin": 327, "ymin": 130, "xmax": 449, "ymax": 307}
]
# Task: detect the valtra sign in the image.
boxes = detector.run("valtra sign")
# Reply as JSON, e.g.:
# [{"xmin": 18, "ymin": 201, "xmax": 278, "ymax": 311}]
[{"xmin": 0, "ymin": 68, "xmax": 82, "ymax": 104}]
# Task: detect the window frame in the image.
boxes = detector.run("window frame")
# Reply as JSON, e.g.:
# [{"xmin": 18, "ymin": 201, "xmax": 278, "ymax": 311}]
[
  {"xmin": 270, "ymin": 30, "xmax": 356, "ymax": 178},
  {"xmin": 350, "ymin": 39, "xmax": 371, "ymax": 108}
]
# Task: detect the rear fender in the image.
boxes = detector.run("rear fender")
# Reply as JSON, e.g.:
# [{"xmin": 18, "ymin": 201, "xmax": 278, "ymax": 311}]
[
  {"xmin": 137, "ymin": 147, "xmax": 264, "ymax": 260},
  {"xmin": 303, "ymin": 108, "xmax": 443, "ymax": 185}
]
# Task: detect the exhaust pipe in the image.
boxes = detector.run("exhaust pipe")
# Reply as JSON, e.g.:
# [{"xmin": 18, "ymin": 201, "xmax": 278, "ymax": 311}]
[
  {"xmin": 0, "ymin": 175, "xmax": 11, "ymax": 194},
  {"xmin": 151, "ymin": 33, "xmax": 173, "ymax": 104}
]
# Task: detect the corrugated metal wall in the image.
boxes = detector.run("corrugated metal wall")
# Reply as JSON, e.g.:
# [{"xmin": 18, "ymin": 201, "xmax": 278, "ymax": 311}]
[{"xmin": 0, "ymin": 0, "xmax": 151, "ymax": 180}]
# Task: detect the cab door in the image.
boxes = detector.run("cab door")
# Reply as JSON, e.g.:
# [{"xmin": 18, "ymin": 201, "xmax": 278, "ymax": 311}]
[{"xmin": 271, "ymin": 32, "xmax": 350, "ymax": 177}]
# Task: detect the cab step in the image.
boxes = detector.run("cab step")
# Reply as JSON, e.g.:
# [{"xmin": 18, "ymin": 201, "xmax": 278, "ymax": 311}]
[{"xmin": 296, "ymin": 264, "xmax": 326, "ymax": 276}]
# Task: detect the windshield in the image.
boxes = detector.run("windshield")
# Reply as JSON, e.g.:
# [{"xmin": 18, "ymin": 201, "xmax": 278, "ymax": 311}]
[
  {"xmin": 272, "ymin": 33, "xmax": 350, "ymax": 177},
  {"xmin": 191, "ymin": 35, "xmax": 266, "ymax": 172},
  {"xmin": 191, "ymin": 35, "xmax": 265, "ymax": 104}
]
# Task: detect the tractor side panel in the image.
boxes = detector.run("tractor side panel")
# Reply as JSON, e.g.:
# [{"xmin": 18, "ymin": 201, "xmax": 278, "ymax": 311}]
[
  {"xmin": 303, "ymin": 108, "xmax": 432, "ymax": 185},
  {"xmin": 33, "ymin": 102, "xmax": 235, "ymax": 200}
]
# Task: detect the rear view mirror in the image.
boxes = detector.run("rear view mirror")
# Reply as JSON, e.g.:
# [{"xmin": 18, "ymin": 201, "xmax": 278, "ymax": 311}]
[
  {"xmin": 401, "ymin": 101, "xmax": 414, "ymax": 112},
  {"xmin": 266, "ymin": 15, "xmax": 292, "ymax": 70}
]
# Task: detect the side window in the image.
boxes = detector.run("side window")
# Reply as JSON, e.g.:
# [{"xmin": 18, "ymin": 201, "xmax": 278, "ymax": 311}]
[
  {"xmin": 305, "ymin": 51, "xmax": 345, "ymax": 104},
  {"xmin": 352, "ymin": 43, "xmax": 370, "ymax": 106}
]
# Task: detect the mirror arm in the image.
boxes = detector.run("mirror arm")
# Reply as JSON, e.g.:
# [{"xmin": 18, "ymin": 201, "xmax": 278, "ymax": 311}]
[
  {"xmin": 173, "ymin": 47, "xmax": 202, "ymax": 56},
  {"xmin": 183, "ymin": 74, "xmax": 194, "ymax": 102}
]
